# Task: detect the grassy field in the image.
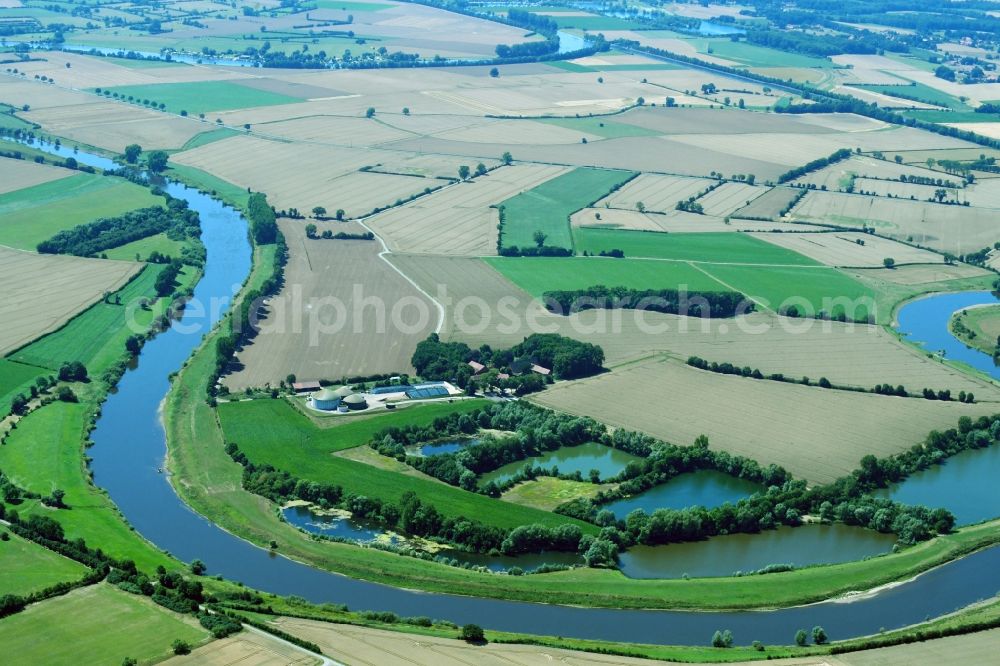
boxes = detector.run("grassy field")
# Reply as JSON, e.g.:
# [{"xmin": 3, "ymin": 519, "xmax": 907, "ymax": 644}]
[
  {"xmin": 501, "ymin": 477, "xmax": 611, "ymax": 512},
  {"xmin": 700, "ymin": 39, "xmax": 835, "ymax": 69},
  {"xmin": 102, "ymin": 232, "xmax": 187, "ymax": 262},
  {"xmin": 179, "ymin": 127, "xmax": 241, "ymax": 151},
  {"xmin": 0, "ymin": 584, "xmax": 209, "ymax": 664},
  {"xmin": 500, "ymin": 168, "xmax": 636, "ymax": 250},
  {"xmin": 485, "ymin": 256, "xmax": 728, "ymax": 295},
  {"xmin": 0, "ymin": 358, "xmax": 48, "ymax": 416},
  {"xmin": 217, "ymin": 398, "xmax": 591, "ymax": 531},
  {"xmin": 102, "ymin": 81, "xmax": 302, "ymax": 115},
  {"xmin": 10, "ymin": 263, "xmax": 196, "ymax": 373},
  {"xmin": 166, "ymin": 163, "xmax": 250, "ymax": 210},
  {"xmin": 0, "ymin": 173, "xmax": 162, "ymax": 250},
  {"xmin": 852, "ymin": 83, "xmax": 965, "ymax": 110},
  {"xmin": 951, "ymin": 304, "xmax": 1000, "ymax": 355},
  {"xmin": 0, "ymin": 530, "xmax": 88, "ymax": 597},
  {"xmin": 0, "ymin": 401, "xmax": 173, "ymax": 571},
  {"xmin": 572, "ymin": 229, "xmax": 818, "ymax": 264},
  {"xmin": 538, "ymin": 117, "xmax": 661, "ymax": 139}
]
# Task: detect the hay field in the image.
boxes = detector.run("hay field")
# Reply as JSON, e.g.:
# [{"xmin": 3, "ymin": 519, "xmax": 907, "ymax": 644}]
[
  {"xmin": 731, "ymin": 186, "xmax": 800, "ymax": 219},
  {"xmin": 254, "ymin": 115, "xmax": 413, "ymax": 146},
  {"xmin": 392, "ymin": 255, "xmax": 996, "ymax": 398},
  {"xmin": 848, "ymin": 264, "xmax": 993, "ymax": 287},
  {"xmin": 25, "ymin": 101, "xmax": 209, "ymax": 151},
  {"xmin": 596, "ymin": 173, "xmax": 713, "ymax": 213},
  {"xmin": 530, "ymin": 356, "xmax": 997, "ymax": 484},
  {"xmin": 853, "ymin": 177, "xmax": 958, "ymax": 202},
  {"xmin": 435, "ymin": 118, "xmax": 602, "ymax": 145},
  {"xmin": 694, "ymin": 182, "xmax": 768, "ymax": 217},
  {"xmin": 223, "ymin": 220, "xmax": 436, "ymax": 390},
  {"xmin": 367, "ymin": 164, "xmax": 567, "ymax": 256},
  {"xmin": 162, "ymin": 629, "xmax": 320, "ymax": 666},
  {"xmin": 753, "ymin": 232, "xmax": 944, "ymax": 268},
  {"xmin": 789, "ymin": 191, "xmax": 1000, "ymax": 253},
  {"xmin": 571, "ymin": 207, "xmax": 820, "ymax": 233},
  {"xmin": 0, "ymin": 156, "xmax": 72, "ymax": 195},
  {"xmin": 172, "ymin": 136, "xmax": 453, "ymax": 217},
  {"xmin": 0, "ymin": 246, "xmax": 140, "ymax": 355}
]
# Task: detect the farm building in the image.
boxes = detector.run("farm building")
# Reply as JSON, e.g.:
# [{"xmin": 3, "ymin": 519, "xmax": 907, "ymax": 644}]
[
  {"xmin": 292, "ymin": 380, "xmax": 321, "ymax": 394},
  {"xmin": 310, "ymin": 388, "xmax": 341, "ymax": 411},
  {"xmin": 342, "ymin": 393, "xmax": 368, "ymax": 411},
  {"xmin": 468, "ymin": 360, "xmax": 486, "ymax": 374}
]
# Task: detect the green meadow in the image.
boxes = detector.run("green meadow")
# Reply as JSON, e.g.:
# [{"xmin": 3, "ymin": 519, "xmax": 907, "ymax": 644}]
[
  {"xmin": 102, "ymin": 81, "xmax": 302, "ymax": 114},
  {"xmin": 572, "ymin": 229, "xmax": 819, "ymax": 265},
  {"xmin": 500, "ymin": 168, "xmax": 635, "ymax": 250},
  {"xmin": 217, "ymin": 398, "xmax": 595, "ymax": 532},
  {"xmin": 0, "ymin": 530, "xmax": 88, "ymax": 597},
  {"xmin": 0, "ymin": 359, "xmax": 49, "ymax": 416},
  {"xmin": 0, "ymin": 174, "xmax": 162, "ymax": 250},
  {"xmin": 538, "ymin": 116, "xmax": 661, "ymax": 139}
]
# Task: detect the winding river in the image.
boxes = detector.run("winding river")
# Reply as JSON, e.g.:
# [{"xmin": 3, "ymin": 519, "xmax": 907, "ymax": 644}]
[{"xmin": 19, "ymin": 138, "xmax": 1000, "ymax": 645}]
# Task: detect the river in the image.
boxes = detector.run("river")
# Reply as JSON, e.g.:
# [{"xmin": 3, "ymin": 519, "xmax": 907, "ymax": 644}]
[{"xmin": 16, "ymin": 136, "xmax": 1000, "ymax": 646}]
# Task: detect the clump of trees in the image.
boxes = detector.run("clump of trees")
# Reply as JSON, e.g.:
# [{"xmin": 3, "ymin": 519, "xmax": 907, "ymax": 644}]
[
  {"xmin": 544, "ymin": 285, "xmax": 751, "ymax": 319},
  {"xmin": 247, "ymin": 192, "xmax": 278, "ymax": 244},
  {"xmin": 37, "ymin": 202, "xmax": 199, "ymax": 258}
]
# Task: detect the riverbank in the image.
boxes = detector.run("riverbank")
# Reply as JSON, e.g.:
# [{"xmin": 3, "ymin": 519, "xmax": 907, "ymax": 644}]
[{"xmin": 950, "ymin": 303, "xmax": 1000, "ymax": 357}]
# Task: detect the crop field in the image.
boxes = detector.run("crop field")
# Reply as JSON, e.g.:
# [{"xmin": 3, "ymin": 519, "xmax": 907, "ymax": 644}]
[
  {"xmin": 437, "ymin": 118, "xmax": 604, "ymax": 145},
  {"xmin": 572, "ymin": 207, "xmax": 822, "ymax": 233},
  {"xmin": 791, "ymin": 155, "xmax": 953, "ymax": 191},
  {"xmin": 161, "ymin": 628, "xmax": 319, "ymax": 666},
  {"xmin": 0, "ymin": 530, "xmax": 87, "ymax": 597},
  {"xmin": 731, "ymin": 186, "xmax": 802, "ymax": 220},
  {"xmin": 0, "ymin": 247, "xmax": 140, "ymax": 356},
  {"xmin": 0, "ymin": 155, "xmax": 72, "ymax": 195},
  {"xmin": 172, "ymin": 135, "xmax": 467, "ymax": 217},
  {"xmin": 0, "ymin": 584, "xmax": 208, "ymax": 665},
  {"xmin": 838, "ymin": 629, "xmax": 1000, "ymax": 666},
  {"xmin": 753, "ymin": 231, "xmax": 945, "ymax": 268},
  {"xmin": 218, "ymin": 398, "xmax": 593, "ymax": 531},
  {"xmin": 24, "ymin": 101, "xmax": 213, "ymax": 152},
  {"xmin": 499, "ymin": 167, "xmax": 636, "ymax": 250},
  {"xmin": 572, "ymin": 229, "xmax": 819, "ymax": 264},
  {"xmin": 538, "ymin": 116, "xmax": 661, "ymax": 139},
  {"xmin": 789, "ymin": 190, "xmax": 1000, "ymax": 254},
  {"xmin": 485, "ymin": 256, "xmax": 730, "ymax": 296},
  {"xmin": 102, "ymin": 80, "xmax": 303, "ymax": 114},
  {"xmin": 367, "ymin": 164, "xmax": 568, "ymax": 256},
  {"xmin": 530, "ymin": 356, "xmax": 998, "ymax": 484},
  {"xmin": 693, "ymin": 182, "xmax": 769, "ymax": 217},
  {"xmin": 853, "ymin": 177, "xmax": 959, "ymax": 202},
  {"xmin": 9, "ymin": 263, "xmax": 186, "ymax": 373},
  {"xmin": 0, "ymin": 173, "xmax": 162, "ymax": 250},
  {"xmin": 254, "ymin": 115, "xmax": 413, "ymax": 146},
  {"xmin": 596, "ymin": 173, "xmax": 714, "ymax": 213},
  {"xmin": 223, "ymin": 221, "xmax": 436, "ymax": 390}
]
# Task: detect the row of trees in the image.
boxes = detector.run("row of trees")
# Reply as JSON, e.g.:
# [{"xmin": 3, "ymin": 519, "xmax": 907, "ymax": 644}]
[
  {"xmin": 543, "ymin": 285, "xmax": 751, "ymax": 318},
  {"xmin": 36, "ymin": 201, "xmax": 198, "ymax": 257}
]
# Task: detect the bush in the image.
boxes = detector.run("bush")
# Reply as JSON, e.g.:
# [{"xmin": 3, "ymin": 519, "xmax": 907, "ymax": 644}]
[
  {"xmin": 460, "ymin": 624, "xmax": 486, "ymax": 643},
  {"xmin": 171, "ymin": 639, "xmax": 191, "ymax": 655}
]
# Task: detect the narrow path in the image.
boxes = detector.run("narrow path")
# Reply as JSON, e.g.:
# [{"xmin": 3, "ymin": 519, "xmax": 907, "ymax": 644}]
[{"xmin": 687, "ymin": 261, "xmax": 772, "ymax": 311}]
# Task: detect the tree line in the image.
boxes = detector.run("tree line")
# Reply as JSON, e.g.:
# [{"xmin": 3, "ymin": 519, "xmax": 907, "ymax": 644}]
[{"xmin": 543, "ymin": 285, "xmax": 751, "ymax": 318}]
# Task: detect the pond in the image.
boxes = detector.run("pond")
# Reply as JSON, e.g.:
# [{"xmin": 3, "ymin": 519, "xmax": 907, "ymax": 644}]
[
  {"xmin": 605, "ymin": 470, "xmax": 761, "ymax": 517},
  {"xmin": 618, "ymin": 524, "xmax": 897, "ymax": 579},
  {"xmin": 406, "ymin": 438, "xmax": 480, "ymax": 457},
  {"xmin": 478, "ymin": 442, "xmax": 641, "ymax": 486},
  {"xmin": 282, "ymin": 505, "xmax": 401, "ymax": 545},
  {"xmin": 696, "ymin": 21, "xmax": 745, "ymax": 36},
  {"xmin": 875, "ymin": 444, "xmax": 1000, "ymax": 526}
]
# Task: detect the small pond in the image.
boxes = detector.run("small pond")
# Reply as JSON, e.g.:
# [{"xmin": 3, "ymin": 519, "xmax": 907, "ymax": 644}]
[
  {"xmin": 605, "ymin": 470, "xmax": 761, "ymax": 517},
  {"xmin": 618, "ymin": 524, "xmax": 896, "ymax": 579},
  {"xmin": 406, "ymin": 438, "xmax": 481, "ymax": 457},
  {"xmin": 875, "ymin": 444, "xmax": 1000, "ymax": 526},
  {"xmin": 478, "ymin": 442, "xmax": 641, "ymax": 486}
]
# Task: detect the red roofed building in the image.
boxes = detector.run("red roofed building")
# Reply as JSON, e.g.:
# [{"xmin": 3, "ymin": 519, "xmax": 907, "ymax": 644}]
[{"xmin": 468, "ymin": 360, "xmax": 486, "ymax": 374}]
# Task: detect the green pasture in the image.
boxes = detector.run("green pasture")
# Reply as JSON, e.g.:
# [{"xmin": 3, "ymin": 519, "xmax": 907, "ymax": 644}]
[
  {"xmin": 103, "ymin": 56, "xmax": 188, "ymax": 69},
  {"xmin": 103, "ymin": 232, "xmax": 187, "ymax": 262},
  {"xmin": 167, "ymin": 164, "xmax": 249, "ymax": 210},
  {"xmin": 101, "ymin": 81, "xmax": 302, "ymax": 115},
  {"xmin": 538, "ymin": 116, "xmax": 660, "ymax": 139},
  {"xmin": 852, "ymin": 82, "xmax": 966, "ymax": 110},
  {"xmin": 0, "ymin": 530, "xmax": 88, "ymax": 597},
  {"xmin": 0, "ymin": 359, "xmax": 48, "ymax": 416},
  {"xmin": 218, "ymin": 398, "xmax": 594, "ymax": 532},
  {"xmin": 500, "ymin": 167, "xmax": 635, "ymax": 250},
  {"xmin": 698, "ymin": 39, "xmax": 835, "ymax": 69},
  {"xmin": 572, "ymin": 229, "xmax": 819, "ymax": 264},
  {"xmin": 0, "ymin": 174, "xmax": 162, "ymax": 250},
  {"xmin": 0, "ymin": 402, "xmax": 172, "ymax": 570},
  {"xmin": 180, "ymin": 127, "xmax": 240, "ymax": 151},
  {"xmin": 0, "ymin": 584, "xmax": 208, "ymax": 664}
]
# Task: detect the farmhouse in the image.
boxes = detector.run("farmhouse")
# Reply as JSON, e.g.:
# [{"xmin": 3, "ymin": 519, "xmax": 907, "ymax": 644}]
[{"xmin": 468, "ymin": 360, "xmax": 486, "ymax": 374}]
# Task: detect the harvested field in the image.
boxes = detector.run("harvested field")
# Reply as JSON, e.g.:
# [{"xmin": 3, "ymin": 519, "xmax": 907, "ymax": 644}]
[
  {"xmin": 172, "ymin": 136, "xmax": 453, "ymax": 217},
  {"xmin": 392, "ymin": 255, "xmax": 996, "ymax": 397},
  {"xmin": 223, "ymin": 220, "xmax": 436, "ymax": 390},
  {"xmin": 571, "ymin": 207, "xmax": 821, "ymax": 233},
  {"xmin": 789, "ymin": 190, "xmax": 1000, "ymax": 254},
  {"xmin": 0, "ymin": 156, "xmax": 72, "ymax": 194},
  {"xmin": 0, "ymin": 247, "xmax": 140, "ymax": 355},
  {"xmin": 753, "ymin": 231, "xmax": 944, "ymax": 268},
  {"xmin": 596, "ymin": 173, "xmax": 713, "ymax": 213},
  {"xmin": 848, "ymin": 264, "xmax": 993, "ymax": 286},
  {"xmin": 261, "ymin": 615, "xmax": 669, "ymax": 666},
  {"xmin": 25, "ymin": 101, "xmax": 211, "ymax": 151},
  {"xmin": 367, "ymin": 164, "xmax": 567, "ymax": 256},
  {"xmin": 693, "ymin": 182, "xmax": 768, "ymax": 217},
  {"xmin": 731, "ymin": 186, "xmax": 801, "ymax": 219},
  {"xmin": 256, "ymin": 115, "xmax": 414, "ymax": 146},
  {"xmin": 853, "ymin": 177, "xmax": 959, "ymax": 202},
  {"xmin": 614, "ymin": 107, "xmax": 837, "ymax": 136},
  {"xmin": 162, "ymin": 629, "xmax": 320, "ymax": 666},
  {"xmin": 837, "ymin": 628, "xmax": 1000, "ymax": 666},
  {"xmin": 437, "ymin": 118, "xmax": 602, "ymax": 145},
  {"xmin": 530, "ymin": 356, "xmax": 997, "ymax": 484},
  {"xmin": 791, "ymin": 155, "xmax": 950, "ymax": 191}
]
